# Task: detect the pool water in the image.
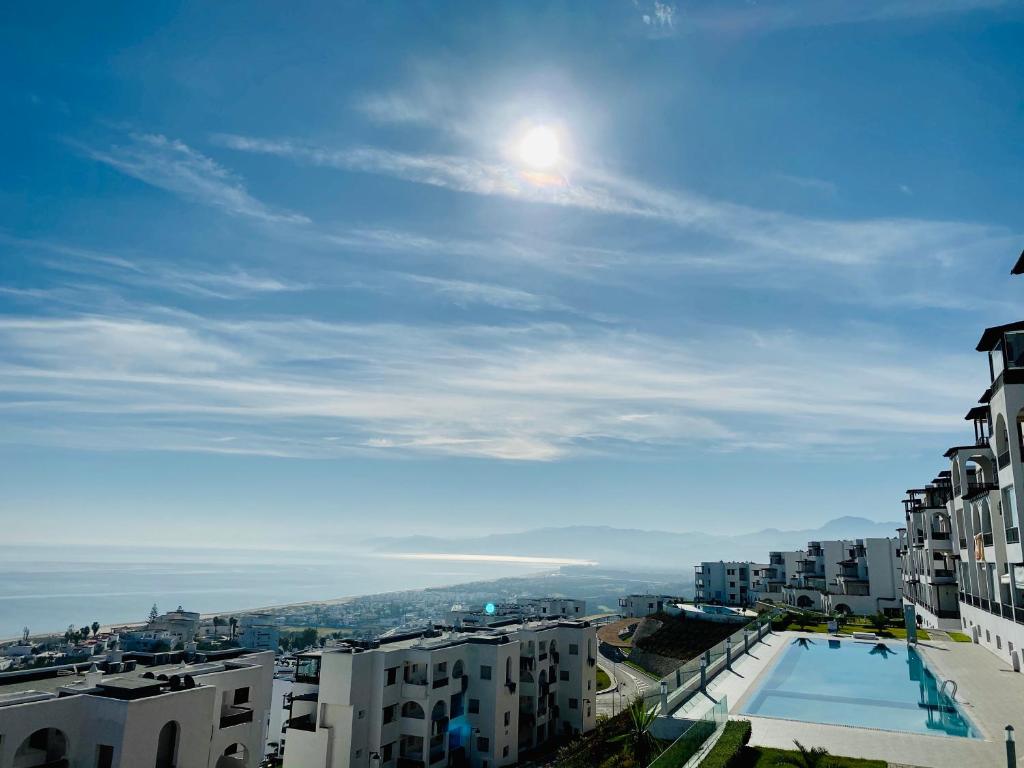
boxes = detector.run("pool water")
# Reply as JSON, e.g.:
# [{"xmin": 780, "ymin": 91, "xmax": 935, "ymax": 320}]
[{"xmin": 740, "ymin": 638, "xmax": 978, "ymax": 738}]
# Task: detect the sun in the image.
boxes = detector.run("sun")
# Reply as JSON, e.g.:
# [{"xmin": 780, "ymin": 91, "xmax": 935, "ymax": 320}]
[{"xmin": 518, "ymin": 125, "xmax": 560, "ymax": 169}]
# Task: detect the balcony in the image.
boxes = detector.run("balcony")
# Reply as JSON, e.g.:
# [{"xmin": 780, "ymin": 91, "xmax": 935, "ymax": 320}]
[
  {"xmin": 431, "ymin": 677, "xmax": 449, "ymax": 690},
  {"xmin": 963, "ymin": 482, "xmax": 999, "ymax": 501},
  {"xmin": 220, "ymin": 706, "xmax": 254, "ymax": 728},
  {"xmin": 983, "ymin": 532, "xmax": 994, "ymax": 547},
  {"xmin": 287, "ymin": 713, "xmax": 316, "ymax": 732},
  {"xmin": 999, "ymin": 450, "xmax": 1012, "ymax": 469},
  {"xmin": 959, "ymin": 538, "xmax": 968, "ymax": 550},
  {"xmin": 402, "ymin": 682, "xmax": 428, "ymax": 699},
  {"xmin": 1007, "ymin": 527, "xmax": 1021, "ymax": 545}
]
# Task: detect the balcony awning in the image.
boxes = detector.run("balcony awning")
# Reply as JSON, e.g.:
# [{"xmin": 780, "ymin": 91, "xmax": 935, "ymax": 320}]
[
  {"xmin": 964, "ymin": 405, "xmax": 989, "ymax": 421},
  {"xmin": 976, "ymin": 320, "xmax": 1024, "ymax": 352}
]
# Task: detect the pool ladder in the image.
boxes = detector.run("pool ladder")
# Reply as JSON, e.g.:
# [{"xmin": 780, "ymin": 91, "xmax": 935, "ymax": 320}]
[{"xmin": 939, "ymin": 678, "xmax": 958, "ymax": 703}]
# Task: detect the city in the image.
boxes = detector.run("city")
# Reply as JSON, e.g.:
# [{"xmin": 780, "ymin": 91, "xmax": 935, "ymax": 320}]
[{"xmin": 2, "ymin": 2, "xmax": 1023, "ymax": 767}]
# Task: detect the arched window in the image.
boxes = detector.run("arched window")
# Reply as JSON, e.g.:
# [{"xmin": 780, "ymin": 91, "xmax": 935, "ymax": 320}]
[
  {"xmin": 431, "ymin": 701, "xmax": 447, "ymax": 721},
  {"xmin": 452, "ymin": 659, "xmax": 464, "ymax": 679},
  {"xmin": 155, "ymin": 721, "xmax": 179, "ymax": 768},
  {"xmin": 16, "ymin": 728, "xmax": 68, "ymax": 767},
  {"xmin": 216, "ymin": 743, "xmax": 249, "ymax": 768},
  {"xmin": 402, "ymin": 701, "xmax": 425, "ymax": 719},
  {"xmin": 996, "ymin": 414, "xmax": 1009, "ymax": 458}
]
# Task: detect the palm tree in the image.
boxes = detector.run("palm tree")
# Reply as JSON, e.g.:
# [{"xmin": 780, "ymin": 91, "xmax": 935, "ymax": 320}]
[
  {"xmin": 774, "ymin": 740, "xmax": 836, "ymax": 768},
  {"xmin": 91, "ymin": 621, "xmax": 100, "ymax": 637},
  {"xmin": 794, "ymin": 612, "xmax": 812, "ymax": 631},
  {"xmin": 610, "ymin": 698, "xmax": 659, "ymax": 765},
  {"xmin": 869, "ymin": 643, "xmax": 896, "ymax": 659},
  {"xmin": 868, "ymin": 612, "xmax": 889, "ymax": 634},
  {"xmin": 229, "ymin": 616, "xmax": 238, "ymax": 639},
  {"xmin": 792, "ymin": 637, "xmax": 815, "ymax": 649}
]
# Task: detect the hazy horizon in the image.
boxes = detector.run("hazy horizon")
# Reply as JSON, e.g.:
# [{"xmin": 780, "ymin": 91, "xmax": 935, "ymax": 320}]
[{"xmin": 3, "ymin": 1, "xmax": 1023, "ymax": 546}]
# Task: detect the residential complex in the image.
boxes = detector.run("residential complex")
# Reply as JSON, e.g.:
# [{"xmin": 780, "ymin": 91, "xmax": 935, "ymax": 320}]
[
  {"xmin": 449, "ymin": 599, "xmax": 586, "ymax": 628},
  {"xmin": 695, "ymin": 541, "xmax": 900, "ymax": 616},
  {"xmin": 280, "ymin": 619, "xmax": 598, "ymax": 768},
  {"xmin": 0, "ymin": 650, "xmax": 273, "ymax": 768},
  {"xmin": 908, "ymin": 318, "xmax": 1024, "ymax": 669},
  {"xmin": 616, "ymin": 594, "xmax": 677, "ymax": 618}
]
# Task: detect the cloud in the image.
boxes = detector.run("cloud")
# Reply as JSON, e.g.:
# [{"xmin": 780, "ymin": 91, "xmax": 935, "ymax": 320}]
[
  {"xmin": 397, "ymin": 274, "xmax": 568, "ymax": 312},
  {"xmin": 664, "ymin": 0, "xmax": 1008, "ymax": 34},
  {"xmin": 777, "ymin": 174, "xmax": 838, "ymax": 196},
  {"xmin": 214, "ymin": 132, "xmax": 1008, "ymax": 271},
  {"xmin": 0, "ymin": 310, "xmax": 983, "ymax": 462},
  {"xmin": 79, "ymin": 133, "xmax": 310, "ymax": 224}
]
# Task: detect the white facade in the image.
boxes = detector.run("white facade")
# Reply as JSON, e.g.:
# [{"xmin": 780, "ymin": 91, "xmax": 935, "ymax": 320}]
[
  {"xmin": 0, "ymin": 650, "xmax": 273, "ymax": 768},
  {"xmin": 781, "ymin": 539, "xmax": 901, "ymax": 615},
  {"xmin": 616, "ymin": 595, "xmax": 675, "ymax": 617},
  {"xmin": 449, "ymin": 599, "xmax": 586, "ymax": 628},
  {"xmin": 693, "ymin": 562, "xmax": 758, "ymax": 606},
  {"xmin": 239, "ymin": 614, "xmax": 280, "ymax": 652},
  {"xmin": 896, "ymin": 477, "xmax": 961, "ymax": 630},
  {"xmin": 281, "ymin": 620, "xmax": 598, "ymax": 768},
  {"xmin": 945, "ymin": 320, "xmax": 1024, "ymax": 669},
  {"xmin": 749, "ymin": 551, "xmax": 803, "ymax": 604}
]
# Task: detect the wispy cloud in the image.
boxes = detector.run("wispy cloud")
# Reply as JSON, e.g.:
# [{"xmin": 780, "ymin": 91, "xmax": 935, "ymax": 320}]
[
  {"xmin": 213, "ymin": 132, "xmax": 1008, "ymax": 271},
  {"xmin": 397, "ymin": 274, "xmax": 569, "ymax": 312},
  {"xmin": 777, "ymin": 173, "xmax": 838, "ymax": 196},
  {"xmin": 661, "ymin": 0, "xmax": 1008, "ymax": 34},
  {"xmin": 79, "ymin": 133, "xmax": 310, "ymax": 224},
  {"xmin": 0, "ymin": 310, "xmax": 982, "ymax": 461}
]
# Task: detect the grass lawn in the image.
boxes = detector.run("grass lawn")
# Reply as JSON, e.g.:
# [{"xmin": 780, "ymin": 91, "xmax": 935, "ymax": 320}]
[
  {"xmin": 947, "ymin": 630, "xmax": 973, "ymax": 642},
  {"xmin": 779, "ymin": 621, "xmax": 930, "ymax": 641},
  {"xmin": 744, "ymin": 746, "xmax": 886, "ymax": 767},
  {"xmin": 596, "ymin": 667, "xmax": 612, "ymax": 690}
]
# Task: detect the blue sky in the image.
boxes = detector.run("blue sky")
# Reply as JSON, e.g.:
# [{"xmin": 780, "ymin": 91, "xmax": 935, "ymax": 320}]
[{"xmin": 2, "ymin": 0, "xmax": 1022, "ymax": 548}]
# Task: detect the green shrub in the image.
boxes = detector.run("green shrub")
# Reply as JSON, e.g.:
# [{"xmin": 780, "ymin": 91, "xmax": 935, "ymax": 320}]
[{"xmin": 698, "ymin": 720, "xmax": 751, "ymax": 768}]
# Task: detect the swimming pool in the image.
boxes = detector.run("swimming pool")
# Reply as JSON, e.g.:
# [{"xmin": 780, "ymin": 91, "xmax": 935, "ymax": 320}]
[{"xmin": 739, "ymin": 637, "xmax": 978, "ymax": 738}]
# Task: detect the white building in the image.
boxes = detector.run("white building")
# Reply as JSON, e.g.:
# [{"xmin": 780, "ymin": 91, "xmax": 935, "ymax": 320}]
[
  {"xmin": 0, "ymin": 650, "xmax": 273, "ymax": 768},
  {"xmin": 896, "ymin": 475, "xmax": 961, "ymax": 630},
  {"xmin": 280, "ymin": 619, "xmax": 598, "ymax": 768},
  {"xmin": 693, "ymin": 562, "xmax": 761, "ymax": 607},
  {"xmin": 945, "ymin": 319, "xmax": 1024, "ymax": 669},
  {"xmin": 781, "ymin": 539, "xmax": 901, "ymax": 616},
  {"xmin": 239, "ymin": 614, "xmax": 281, "ymax": 652},
  {"xmin": 449, "ymin": 599, "xmax": 586, "ymax": 628},
  {"xmin": 749, "ymin": 551, "xmax": 803, "ymax": 605},
  {"xmin": 616, "ymin": 595, "xmax": 676, "ymax": 617}
]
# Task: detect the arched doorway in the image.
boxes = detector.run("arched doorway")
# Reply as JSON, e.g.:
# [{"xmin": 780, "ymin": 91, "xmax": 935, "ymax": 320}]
[
  {"xmin": 15, "ymin": 728, "xmax": 68, "ymax": 767},
  {"xmin": 155, "ymin": 721, "xmax": 179, "ymax": 768},
  {"xmin": 797, "ymin": 595, "xmax": 813, "ymax": 609},
  {"xmin": 216, "ymin": 743, "xmax": 249, "ymax": 768}
]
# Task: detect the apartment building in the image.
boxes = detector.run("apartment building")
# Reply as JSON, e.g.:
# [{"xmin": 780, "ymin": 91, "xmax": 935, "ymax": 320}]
[
  {"xmin": 281, "ymin": 619, "xmax": 597, "ymax": 768},
  {"xmin": 617, "ymin": 595, "xmax": 676, "ymax": 617},
  {"xmin": 943, "ymin": 319, "xmax": 1024, "ymax": 669},
  {"xmin": 781, "ymin": 539, "xmax": 901, "ymax": 615},
  {"xmin": 450, "ymin": 599, "xmax": 586, "ymax": 628},
  {"xmin": 896, "ymin": 475, "xmax": 961, "ymax": 630},
  {"xmin": 693, "ymin": 562, "xmax": 761, "ymax": 607},
  {"xmin": 0, "ymin": 650, "xmax": 273, "ymax": 768},
  {"xmin": 749, "ymin": 551, "xmax": 803, "ymax": 604},
  {"xmin": 238, "ymin": 614, "xmax": 281, "ymax": 652}
]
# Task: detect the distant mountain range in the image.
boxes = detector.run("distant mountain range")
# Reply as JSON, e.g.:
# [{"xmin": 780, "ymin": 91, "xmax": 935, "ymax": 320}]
[{"xmin": 365, "ymin": 516, "xmax": 901, "ymax": 573}]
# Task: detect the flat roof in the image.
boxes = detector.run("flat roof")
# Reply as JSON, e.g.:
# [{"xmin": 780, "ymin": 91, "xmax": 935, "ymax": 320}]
[{"xmin": 976, "ymin": 321, "xmax": 1024, "ymax": 352}]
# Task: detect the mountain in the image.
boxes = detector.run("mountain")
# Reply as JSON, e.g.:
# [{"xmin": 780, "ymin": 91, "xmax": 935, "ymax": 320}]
[{"xmin": 364, "ymin": 516, "xmax": 901, "ymax": 573}]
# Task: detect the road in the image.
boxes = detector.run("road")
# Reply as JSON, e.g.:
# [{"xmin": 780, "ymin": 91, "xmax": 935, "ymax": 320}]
[{"xmin": 596, "ymin": 648, "xmax": 656, "ymax": 717}]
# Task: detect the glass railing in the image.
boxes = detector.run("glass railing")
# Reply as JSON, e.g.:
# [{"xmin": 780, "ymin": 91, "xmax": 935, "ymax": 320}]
[{"xmin": 647, "ymin": 697, "xmax": 728, "ymax": 768}]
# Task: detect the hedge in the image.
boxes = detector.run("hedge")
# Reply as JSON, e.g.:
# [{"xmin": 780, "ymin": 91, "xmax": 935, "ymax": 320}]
[{"xmin": 697, "ymin": 720, "xmax": 751, "ymax": 768}]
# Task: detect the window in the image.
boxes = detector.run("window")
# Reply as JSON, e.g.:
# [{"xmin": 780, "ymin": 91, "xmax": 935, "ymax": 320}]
[
  {"xmin": 96, "ymin": 745, "xmax": 114, "ymax": 768},
  {"xmin": 480, "ymin": 665, "xmax": 492, "ymax": 680},
  {"xmin": 727, "ymin": 569, "xmax": 735, "ymax": 575},
  {"xmin": 569, "ymin": 644, "xmax": 579, "ymax": 655},
  {"xmin": 357, "ymin": 709, "xmax": 364, "ymax": 719},
  {"xmin": 469, "ymin": 698, "xmax": 480, "ymax": 714},
  {"xmin": 382, "ymin": 743, "xmax": 393, "ymax": 762},
  {"xmin": 504, "ymin": 711, "xmax": 511, "ymax": 726},
  {"xmin": 560, "ymin": 671, "xmax": 569, "ymax": 681},
  {"xmin": 383, "ymin": 704, "xmax": 396, "ymax": 724},
  {"xmin": 587, "ymin": 679, "xmax": 592, "ymax": 690},
  {"xmin": 386, "ymin": 666, "xmax": 398, "ymax": 685},
  {"xmin": 355, "ymin": 750, "xmax": 362, "ymax": 759},
  {"xmin": 477, "ymin": 737, "xmax": 490, "ymax": 752},
  {"xmin": 503, "ymin": 746, "xmax": 510, "ymax": 757},
  {"xmin": 232, "ymin": 686, "xmax": 249, "ymax": 705},
  {"xmin": 1003, "ymin": 486, "xmax": 1018, "ymax": 529},
  {"xmin": 569, "ymin": 698, "xmax": 579, "ymax": 709}
]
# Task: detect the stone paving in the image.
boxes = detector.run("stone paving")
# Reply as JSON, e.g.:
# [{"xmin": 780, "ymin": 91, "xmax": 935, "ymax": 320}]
[{"xmin": 669, "ymin": 630, "xmax": 1022, "ymax": 767}]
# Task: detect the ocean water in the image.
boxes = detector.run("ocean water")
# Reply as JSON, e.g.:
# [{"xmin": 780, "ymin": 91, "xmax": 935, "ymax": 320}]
[{"xmin": 0, "ymin": 546, "xmax": 552, "ymax": 638}]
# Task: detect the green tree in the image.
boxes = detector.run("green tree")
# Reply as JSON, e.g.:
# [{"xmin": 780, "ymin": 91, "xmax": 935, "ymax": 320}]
[
  {"xmin": 868, "ymin": 612, "xmax": 889, "ymax": 633},
  {"xmin": 610, "ymin": 698, "xmax": 659, "ymax": 766},
  {"xmin": 773, "ymin": 740, "xmax": 837, "ymax": 768},
  {"xmin": 91, "ymin": 621, "xmax": 100, "ymax": 637},
  {"xmin": 80, "ymin": 626, "xmax": 91, "ymax": 641},
  {"xmin": 148, "ymin": 604, "xmax": 159, "ymax": 623},
  {"xmin": 229, "ymin": 616, "xmax": 239, "ymax": 639},
  {"xmin": 298, "ymin": 627, "xmax": 318, "ymax": 649},
  {"xmin": 794, "ymin": 612, "xmax": 811, "ymax": 631}
]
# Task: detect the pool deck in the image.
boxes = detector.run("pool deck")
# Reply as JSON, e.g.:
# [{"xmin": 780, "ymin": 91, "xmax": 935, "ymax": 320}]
[{"xmin": 672, "ymin": 629, "xmax": 1022, "ymax": 767}]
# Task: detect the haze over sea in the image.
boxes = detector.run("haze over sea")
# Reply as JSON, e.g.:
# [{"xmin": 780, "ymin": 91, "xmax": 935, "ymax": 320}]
[{"xmin": 0, "ymin": 545, "xmax": 566, "ymax": 639}]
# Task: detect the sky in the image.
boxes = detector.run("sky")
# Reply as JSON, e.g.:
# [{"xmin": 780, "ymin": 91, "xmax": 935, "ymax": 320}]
[{"xmin": 1, "ymin": 0, "xmax": 1023, "ymax": 548}]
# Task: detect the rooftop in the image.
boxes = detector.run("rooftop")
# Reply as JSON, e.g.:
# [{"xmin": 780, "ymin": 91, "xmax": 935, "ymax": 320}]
[{"xmin": 975, "ymin": 320, "xmax": 1024, "ymax": 352}]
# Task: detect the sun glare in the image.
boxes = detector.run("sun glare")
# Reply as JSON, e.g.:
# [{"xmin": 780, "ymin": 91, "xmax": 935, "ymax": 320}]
[{"xmin": 518, "ymin": 125, "xmax": 561, "ymax": 169}]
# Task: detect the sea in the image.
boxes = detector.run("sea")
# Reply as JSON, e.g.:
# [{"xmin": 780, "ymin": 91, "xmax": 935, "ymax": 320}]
[{"xmin": 0, "ymin": 545, "xmax": 560, "ymax": 639}]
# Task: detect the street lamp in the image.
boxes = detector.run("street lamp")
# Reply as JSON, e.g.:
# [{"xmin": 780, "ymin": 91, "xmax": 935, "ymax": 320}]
[{"xmin": 1006, "ymin": 725, "xmax": 1015, "ymax": 767}]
